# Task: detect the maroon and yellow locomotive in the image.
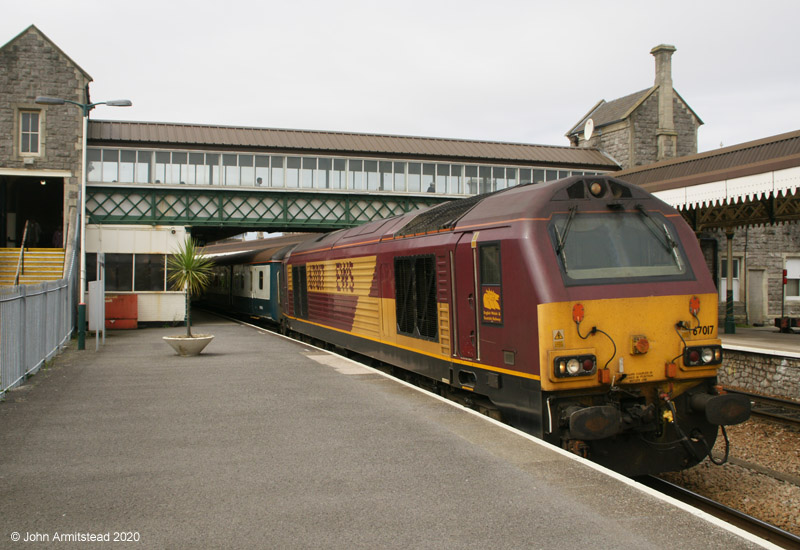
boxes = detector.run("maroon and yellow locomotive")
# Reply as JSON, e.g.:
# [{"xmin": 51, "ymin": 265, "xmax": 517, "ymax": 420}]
[{"xmin": 281, "ymin": 175, "xmax": 749, "ymax": 476}]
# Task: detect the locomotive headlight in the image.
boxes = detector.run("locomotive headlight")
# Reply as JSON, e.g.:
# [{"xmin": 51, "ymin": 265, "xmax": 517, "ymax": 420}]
[
  {"xmin": 683, "ymin": 345, "xmax": 723, "ymax": 367},
  {"xmin": 554, "ymin": 354, "xmax": 597, "ymax": 378},
  {"xmin": 566, "ymin": 358, "xmax": 581, "ymax": 375}
]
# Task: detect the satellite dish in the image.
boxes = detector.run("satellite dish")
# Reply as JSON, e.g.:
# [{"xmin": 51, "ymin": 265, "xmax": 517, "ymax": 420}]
[{"xmin": 583, "ymin": 119, "xmax": 594, "ymax": 141}]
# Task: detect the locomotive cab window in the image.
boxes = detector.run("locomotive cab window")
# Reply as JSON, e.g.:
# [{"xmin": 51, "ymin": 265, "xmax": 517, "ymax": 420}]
[
  {"xmin": 550, "ymin": 211, "xmax": 692, "ymax": 285},
  {"xmin": 479, "ymin": 242, "xmax": 503, "ymax": 325},
  {"xmin": 394, "ymin": 255, "xmax": 438, "ymax": 341}
]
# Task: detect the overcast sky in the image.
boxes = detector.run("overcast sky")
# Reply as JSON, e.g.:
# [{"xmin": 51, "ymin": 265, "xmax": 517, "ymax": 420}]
[{"xmin": 4, "ymin": 1, "xmax": 798, "ymax": 155}]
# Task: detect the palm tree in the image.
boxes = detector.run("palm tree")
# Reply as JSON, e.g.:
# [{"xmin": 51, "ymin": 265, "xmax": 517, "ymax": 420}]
[{"xmin": 167, "ymin": 237, "xmax": 214, "ymax": 338}]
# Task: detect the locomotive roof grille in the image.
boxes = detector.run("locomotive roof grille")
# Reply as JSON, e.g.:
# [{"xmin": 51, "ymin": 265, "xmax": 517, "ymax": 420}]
[{"xmin": 396, "ymin": 184, "xmax": 520, "ymax": 237}]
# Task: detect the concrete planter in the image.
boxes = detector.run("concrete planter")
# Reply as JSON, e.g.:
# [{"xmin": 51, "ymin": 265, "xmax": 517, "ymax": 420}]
[{"xmin": 163, "ymin": 334, "xmax": 214, "ymax": 356}]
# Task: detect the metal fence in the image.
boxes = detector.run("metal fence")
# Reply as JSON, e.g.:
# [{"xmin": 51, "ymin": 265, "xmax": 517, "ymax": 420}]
[{"xmin": 0, "ymin": 236, "xmax": 77, "ymax": 397}]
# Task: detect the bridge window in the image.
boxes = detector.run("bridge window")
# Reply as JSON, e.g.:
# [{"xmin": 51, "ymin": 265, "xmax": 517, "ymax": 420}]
[
  {"xmin": 223, "ymin": 154, "xmax": 238, "ymax": 186},
  {"xmin": 271, "ymin": 156, "xmax": 284, "ymax": 187},
  {"xmin": 348, "ymin": 159, "xmax": 364, "ymax": 190},
  {"xmin": 119, "ymin": 150, "xmax": 135, "ymax": 182},
  {"xmin": 379, "ymin": 161, "xmax": 392, "ymax": 191},
  {"xmin": 317, "ymin": 157, "xmax": 331, "ymax": 188},
  {"xmin": 365, "ymin": 160, "xmax": 379, "ymax": 190},
  {"xmin": 302, "ymin": 157, "xmax": 315, "ymax": 188},
  {"xmin": 136, "ymin": 151, "xmax": 152, "ymax": 183},
  {"xmin": 393, "ymin": 162, "xmax": 406, "ymax": 192},
  {"xmin": 85, "ymin": 147, "xmax": 605, "ymax": 195},
  {"xmin": 286, "ymin": 156, "xmax": 300, "ymax": 187},
  {"xmin": 239, "ymin": 155, "xmax": 255, "ymax": 186},
  {"xmin": 255, "ymin": 155, "xmax": 269, "ymax": 186},
  {"xmin": 332, "ymin": 158, "xmax": 346, "ymax": 189}
]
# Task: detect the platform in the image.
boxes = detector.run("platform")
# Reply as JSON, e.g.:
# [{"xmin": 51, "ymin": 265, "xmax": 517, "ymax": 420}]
[
  {"xmin": 0, "ymin": 311, "xmax": 777, "ymax": 549},
  {"xmin": 720, "ymin": 326, "xmax": 800, "ymax": 359}
]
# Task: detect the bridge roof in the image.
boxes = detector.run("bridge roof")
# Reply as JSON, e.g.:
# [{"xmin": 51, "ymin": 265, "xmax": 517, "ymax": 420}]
[{"xmin": 88, "ymin": 120, "xmax": 618, "ymax": 170}]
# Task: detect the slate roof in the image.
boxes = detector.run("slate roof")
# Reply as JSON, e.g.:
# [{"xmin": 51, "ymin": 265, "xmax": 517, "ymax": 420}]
[{"xmin": 88, "ymin": 120, "xmax": 619, "ymax": 170}]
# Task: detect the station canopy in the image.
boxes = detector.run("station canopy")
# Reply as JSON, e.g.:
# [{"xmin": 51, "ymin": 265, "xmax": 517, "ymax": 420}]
[{"xmin": 614, "ymin": 129, "xmax": 800, "ymax": 231}]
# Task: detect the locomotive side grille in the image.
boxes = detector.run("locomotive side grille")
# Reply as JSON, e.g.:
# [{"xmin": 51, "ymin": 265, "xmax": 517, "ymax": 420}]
[{"xmin": 394, "ymin": 255, "xmax": 439, "ymax": 341}]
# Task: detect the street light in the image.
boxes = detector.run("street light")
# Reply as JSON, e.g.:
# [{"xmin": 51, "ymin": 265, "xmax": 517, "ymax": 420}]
[{"xmin": 35, "ymin": 95, "xmax": 132, "ymax": 350}]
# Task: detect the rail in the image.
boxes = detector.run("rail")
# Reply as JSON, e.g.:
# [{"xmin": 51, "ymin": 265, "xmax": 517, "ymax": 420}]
[
  {"xmin": 643, "ymin": 476, "xmax": 800, "ymax": 549},
  {"xmin": 725, "ymin": 388, "xmax": 800, "ymax": 425}
]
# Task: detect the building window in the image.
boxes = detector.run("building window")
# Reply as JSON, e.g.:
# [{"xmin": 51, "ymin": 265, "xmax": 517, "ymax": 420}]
[
  {"xmin": 394, "ymin": 255, "xmax": 438, "ymax": 341},
  {"xmin": 720, "ymin": 258, "xmax": 740, "ymax": 301},
  {"xmin": 786, "ymin": 258, "xmax": 800, "ymax": 300},
  {"xmin": 135, "ymin": 254, "xmax": 166, "ymax": 291},
  {"xmin": 20, "ymin": 111, "xmax": 41, "ymax": 155}
]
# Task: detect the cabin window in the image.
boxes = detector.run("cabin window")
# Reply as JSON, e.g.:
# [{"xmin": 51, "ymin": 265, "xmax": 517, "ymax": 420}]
[
  {"xmin": 394, "ymin": 255, "xmax": 438, "ymax": 341},
  {"xmin": 479, "ymin": 243, "xmax": 501, "ymax": 286}
]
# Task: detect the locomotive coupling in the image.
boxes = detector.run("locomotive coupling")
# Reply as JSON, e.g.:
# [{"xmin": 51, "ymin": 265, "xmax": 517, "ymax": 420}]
[{"xmin": 689, "ymin": 392, "xmax": 751, "ymax": 425}]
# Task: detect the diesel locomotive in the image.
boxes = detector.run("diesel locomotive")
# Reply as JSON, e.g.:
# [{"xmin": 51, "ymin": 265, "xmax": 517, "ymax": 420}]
[{"xmin": 204, "ymin": 176, "xmax": 750, "ymax": 476}]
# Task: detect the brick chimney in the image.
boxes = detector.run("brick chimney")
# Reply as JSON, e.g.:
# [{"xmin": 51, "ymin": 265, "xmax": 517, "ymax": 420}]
[{"xmin": 651, "ymin": 44, "xmax": 677, "ymax": 161}]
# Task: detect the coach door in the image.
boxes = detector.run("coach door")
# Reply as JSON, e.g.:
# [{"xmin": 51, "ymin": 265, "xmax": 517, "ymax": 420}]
[{"xmin": 453, "ymin": 233, "xmax": 480, "ymax": 360}]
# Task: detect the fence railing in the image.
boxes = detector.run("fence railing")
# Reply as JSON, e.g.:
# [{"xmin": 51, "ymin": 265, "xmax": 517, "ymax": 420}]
[{"xmin": 0, "ymin": 219, "xmax": 77, "ymax": 397}]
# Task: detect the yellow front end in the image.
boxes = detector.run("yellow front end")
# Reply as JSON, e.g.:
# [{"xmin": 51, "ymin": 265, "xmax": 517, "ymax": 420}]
[{"xmin": 538, "ymin": 293, "xmax": 721, "ymax": 393}]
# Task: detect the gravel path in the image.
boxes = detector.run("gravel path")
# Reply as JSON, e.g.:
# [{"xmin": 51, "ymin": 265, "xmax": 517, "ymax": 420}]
[{"xmin": 660, "ymin": 417, "xmax": 800, "ymax": 536}]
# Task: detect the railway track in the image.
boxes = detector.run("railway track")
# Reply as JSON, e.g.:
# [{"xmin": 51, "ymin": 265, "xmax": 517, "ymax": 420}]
[
  {"xmin": 725, "ymin": 389, "xmax": 800, "ymax": 425},
  {"xmin": 643, "ymin": 476, "xmax": 800, "ymax": 549}
]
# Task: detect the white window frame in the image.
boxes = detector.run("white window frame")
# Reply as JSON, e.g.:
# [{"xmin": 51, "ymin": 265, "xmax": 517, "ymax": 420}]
[
  {"xmin": 19, "ymin": 110, "xmax": 42, "ymax": 156},
  {"xmin": 785, "ymin": 257, "xmax": 800, "ymax": 301},
  {"xmin": 719, "ymin": 257, "xmax": 741, "ymax": 302}
]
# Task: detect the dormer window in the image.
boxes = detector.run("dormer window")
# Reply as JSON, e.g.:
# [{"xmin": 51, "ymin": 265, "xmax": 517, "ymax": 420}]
[{"xmin": 20, "ymin": 110, "xmax": 41, "ymax": 155}]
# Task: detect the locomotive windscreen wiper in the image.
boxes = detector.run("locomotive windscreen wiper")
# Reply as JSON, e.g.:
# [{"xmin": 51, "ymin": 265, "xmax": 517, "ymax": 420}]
[
  {"xmin": 555, "ymin": 206, "xmax": 578, "ymax": 269},
  {"xmin": 635, "ymin": 205, "xmax": 683, "ymax": 269}
]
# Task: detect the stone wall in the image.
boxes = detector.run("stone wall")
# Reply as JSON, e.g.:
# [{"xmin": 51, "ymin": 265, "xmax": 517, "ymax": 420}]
[
  {"xmin": 703, "ymin": 224, "xmax": 800, "ymax": 325},
  {"xmin": 718, "ymin": 350, "xmax": 800, "ymax": 400},
  {"xmin": 0, "ymin": 26, "xmax": 90, "ymax": 230}
]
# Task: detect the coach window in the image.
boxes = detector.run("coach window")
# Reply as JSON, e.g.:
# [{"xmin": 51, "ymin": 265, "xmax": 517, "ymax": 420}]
[
  {"xmin": 394, "ymin": 255, "xmax": 438, "ymax": 341},
  {"xmin": 19, "ymin": 110, "xmax": 41, "ymax": 156},
  {"xmin": 259, "ymin": 270, "xmax": 264, "ymax": 290}
]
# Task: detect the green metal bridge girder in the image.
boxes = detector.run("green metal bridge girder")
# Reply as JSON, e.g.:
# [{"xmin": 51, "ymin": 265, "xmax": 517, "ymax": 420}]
[{"xmin": 86, "ymin": 186, "xmax": 454, "ymax": 231}]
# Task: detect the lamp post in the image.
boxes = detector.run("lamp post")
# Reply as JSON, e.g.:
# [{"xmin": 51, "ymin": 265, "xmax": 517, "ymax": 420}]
[{"xmin": 35, "ymin": 96, "xmax": 132, "ymax": 350}]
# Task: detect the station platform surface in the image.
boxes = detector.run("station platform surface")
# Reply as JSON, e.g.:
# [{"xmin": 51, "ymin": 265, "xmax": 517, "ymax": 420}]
[
  {"xmin": 720, "ymin": 325, "xmax": 800, "ymax": 358},
  {"xmin": 0, "ymin": 311, "xmax": 776, "ymax": 549}
]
